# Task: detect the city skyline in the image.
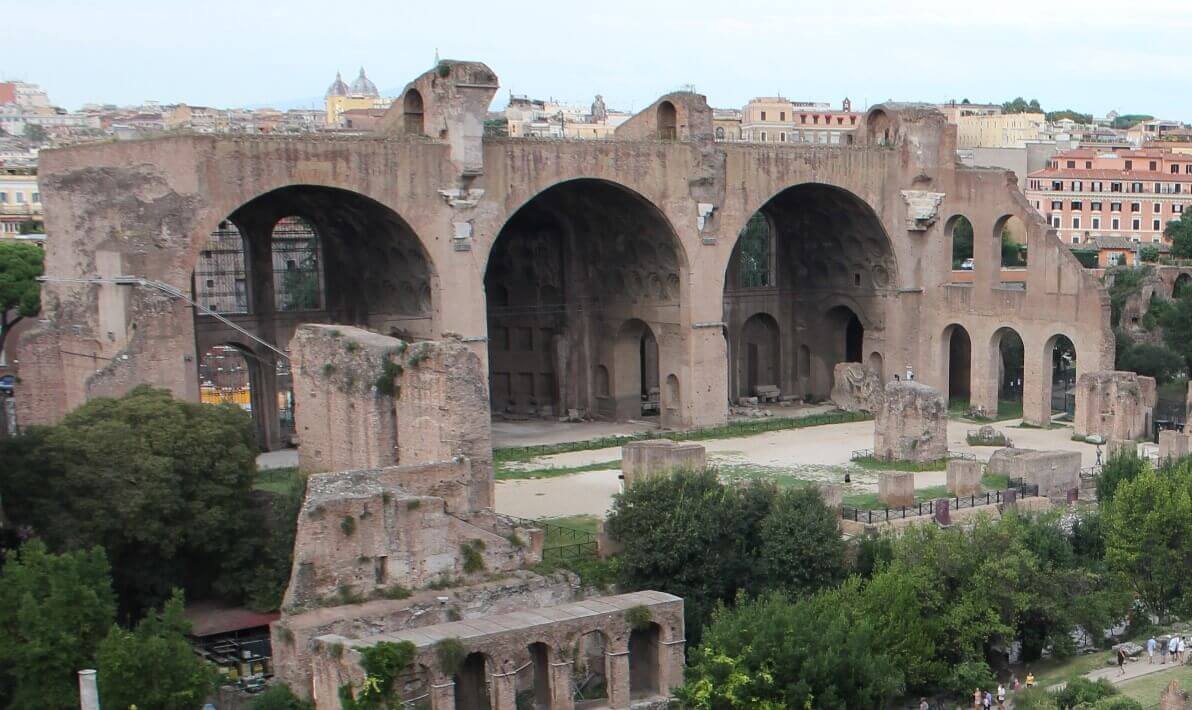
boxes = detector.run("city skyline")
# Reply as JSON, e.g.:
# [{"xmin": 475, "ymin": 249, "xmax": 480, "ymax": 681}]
[{"xmin": 7, "ymin": 0, "xmax": 1192, "ymax": 119}]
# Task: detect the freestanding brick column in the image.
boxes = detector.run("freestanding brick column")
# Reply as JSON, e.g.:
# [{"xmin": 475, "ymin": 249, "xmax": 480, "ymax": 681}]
[
  {"xmin": 490, "ymin": 660, "xmax": 517, "ymax": 710},
  {"xmin": 879, "ymin": 471, "xmax": 915, "ymax": 507},
  {"xmin": 873, "ymin": 381, "xmax": 947, "ymax": 463}
]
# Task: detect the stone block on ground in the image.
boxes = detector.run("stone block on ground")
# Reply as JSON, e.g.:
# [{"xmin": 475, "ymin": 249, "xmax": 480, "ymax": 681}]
[
  {"xmin": 1106, "ymin": 438, "xmax": 1136, "ymax": 459},
  {"xmin": 873, "ymin": 381, "xmax": 947, "ymax": 462},
  {"xmin": 987, "ymin": 448, "xmax": 1081, "ymax": 502},
  {"xmin": 1159, "ymin": 430, "xmax": 1192, "ymax": 461},
  {"xmin": 814, "ymin": 483, "xmax": 843, "ymax": 511},
  {"xmin": 878, "ymin": 471, "xmax": 915, "ymax": 508},
  {"xmin": 621, "ymin": 440, "xmax": 706, "ymax": 487},
  {"xmin": 946, "ymin": 459, "xmax": 984, "ymax": 497},
  {"xmin": 830, "ymin": 362, "xmax": 884, "ymax": 413}
]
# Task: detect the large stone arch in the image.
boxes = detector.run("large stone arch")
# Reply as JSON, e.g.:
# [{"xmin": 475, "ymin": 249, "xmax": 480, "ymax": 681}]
[
  {"xmin": 722, "ymin": 182, "xmax": 897, "ymax": 402},
  {"xmin": 483, "ymin": 177, "xmax": 688, "ymax": 425}
]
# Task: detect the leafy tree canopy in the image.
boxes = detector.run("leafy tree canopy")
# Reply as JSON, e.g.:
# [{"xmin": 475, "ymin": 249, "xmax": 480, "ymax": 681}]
[
  {"xmin": 0, "ymin": 240, "xmax": 44, "ymax": 355},
  {"xmin": 96, "ymin": 589, "xmax": 220, "ymax": 710},
  {"xmin": 0, "ymin": 541, "xmax": 116, "ymax": 710},
  {"xmin": 0, "ymin": 386, "xmax": 266, "ymax": 616},
  {"xmin": 1165, "ymin": 212, "xmax": 1192, "ymax": 259},
  {"xmin": 1045, "ymin": 110, "xmax": 1094, "ymax": 124},
  {"xmin": 1003, "ymin": 97, "xmax": 1043, "ymax": 114}
]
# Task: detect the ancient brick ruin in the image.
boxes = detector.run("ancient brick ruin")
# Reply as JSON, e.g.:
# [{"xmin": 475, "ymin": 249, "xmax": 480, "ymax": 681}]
[
  {"xmin": 621, "ymin": 440, "xmax": 706, "ymax": 487},
  {"xmin": 1074, "ymin": 370, "xmax": 1156, "ymax": 442},
  {"xmin": 873, "ymin": 381, "xmax": 948, "ymax": 462}
]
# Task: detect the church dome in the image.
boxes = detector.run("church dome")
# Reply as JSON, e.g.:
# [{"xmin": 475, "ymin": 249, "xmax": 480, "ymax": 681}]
[
  {"xmin": 349, "ymin": 67, "xmax": 379, "ymax": 97},
  {"xmin": 325, "ymin": 71, "xmax": 349, "ymax": 98}
]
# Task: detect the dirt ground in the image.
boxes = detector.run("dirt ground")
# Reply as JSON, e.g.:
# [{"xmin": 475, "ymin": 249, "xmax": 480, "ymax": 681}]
[{"xmin": 494, "ymin": 417, "xmax": 1107, "ymax": 519}]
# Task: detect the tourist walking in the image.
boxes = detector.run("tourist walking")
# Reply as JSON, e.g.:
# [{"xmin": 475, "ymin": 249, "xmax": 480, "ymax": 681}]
[
  {"xmin": 997, "ymin": 683, "xmax": 1007, "ymax": 709},
  {"xmin": 1117, "ymin": 646, "xmax": 1127, "ymax": 676},
  {"xmin": 1026, "ymin": 671, "xmax": 1035, "ymax": 688},
  {"xmin": 1148, "ymin": 636, "xmax": 1157, "ymax": 664},
  {"xmin": 918, "ymin": 697, "xmax": 929, "ymax": 710},
  {"xmin": 983, "ymin": 689, "xmax": 993, "ymax": 709},
  {"xmin": 1161, "ymin": 636, "xmax": 1170, "ymax": 664},
  {"xmin": 1179, "ymin": 635, "xmax": 1187, "ymax": 664},
  {"xmin": 1170, "ymin": 635, "xmax": 1180, "ymax": 664},
  {"xmin": 973, "ymin": 687, "xmax": 982, "ymax": 709}
]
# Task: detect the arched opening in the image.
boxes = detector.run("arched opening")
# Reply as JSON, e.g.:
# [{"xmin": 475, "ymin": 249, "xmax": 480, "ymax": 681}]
[
  {"xmin": 614, "ymin": 319, "xmax": 659, "ymax": 421},
  {"xmin": 629, "ymin": 623, "xmax": 662, "ymax": 699},
  {"xmin": 454, "ymin": 652, "xmax": 494, "ymax": 710},
  {"xmin": 993, "ymin": 327, "xmax": 1025, "ymax": 419},
  {"xmin": 735, "ymin": 313, "xmax": 780, "ymax": 401},
  {"xmin": 403, "ymin": 89, "xmax": 424, "ymax": 135},
  {"xmin": 724, "ymin": 184, "xmax": 895, "ymax": 403},
  {"xmin": 524, "ymin": 642, "xmax": 551, "ymax": 709},
  {"xmin": 1175, "ymin": 273, "xmax": 1191, "ymax": 298},
  {"xmin": 485, "ymin": 179, "xmax": 683, "ymax": 424},
  {"xmin": 271, "ymin": 216, "xmax": 323, "ymax": 311},
  {"xmin": 866, "ymin": 108, "xmax": 894, "ymax": 146},
  {"xmin": 664, "ymin": 373, "xmax": 680, "ymax": 423},
  {"xmin": 944, "ymin": 324, "xmax": 972, "ymax": 407},
  {"xmin": 949, "ymin": 215, "xmax": 974, "ymax": 271},
  {"xmin": 1048, "ymin": 334, "xmax": 1078, "ymax": 416},
  {"xmin": 191, "ymin": 185, "xmax": 433, "ymax": 450},
  {"xmin": 572, "ymin": 631, "xmax": 609, "ymax": 706},
  {"xmin": 997, "ymin": 214, "xmax": 1029, "ymax": 269},
  {"xmin": 193, "ymin": 220, "xmax": 249, "ymax": 314},
  {"xmin": 866, "ymin": 351, "xmax": 884, "ymax": 380},
  {"xmin": 657, "ymin": 101, "xmax": 677, "ymax": 141},
  {"xmin": 198, "ymin": 343, "xmax": 257, "ymax": 437}
]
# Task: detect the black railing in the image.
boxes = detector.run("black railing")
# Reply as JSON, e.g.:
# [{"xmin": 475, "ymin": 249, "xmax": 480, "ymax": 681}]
[
  {"xmin": 840, "ymin": 484, "xmax": 1038, "ymax": 523},
  {"xmin": 505, "ymin": 516, "xmax": 598, "ymax": 563}
]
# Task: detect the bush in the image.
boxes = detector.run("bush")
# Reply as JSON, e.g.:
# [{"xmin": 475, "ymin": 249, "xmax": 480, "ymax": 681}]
[
  {"xmin": 1053, "ymin": 676, "xmax": 1117, "ymax": 707},
  {"xmin": 436, "ymin": 638, "xmax": 467, "ymax": 676},
  {"xmin": 248, "ymin": 684, "xmax": 313, "ymax": 710}
]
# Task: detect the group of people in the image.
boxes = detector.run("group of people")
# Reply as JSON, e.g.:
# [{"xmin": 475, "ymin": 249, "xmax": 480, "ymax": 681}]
[
  {"xmin": 968, "ymin": 684, "xmax": 1008, "ymax": 709},
  {"xmin": 1146, "ymin": 634, "xmax": 1188, "ymax": 667}
]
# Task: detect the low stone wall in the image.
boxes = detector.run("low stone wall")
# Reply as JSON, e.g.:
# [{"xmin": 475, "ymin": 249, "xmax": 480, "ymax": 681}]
[
  {"xmin": 310, "ymin": 591, "xmax": 685, "ymax": 710},
  {"xmin": 621, "ymin": 440, "xmax": 705, "ymax": 487},
  {"xmin": 987, "ymin": 448, "xmax": 1081, "ymax": 501},
  {"xmin": 273, "ymin": 571, "xmax": 580, "ymax": 698}
]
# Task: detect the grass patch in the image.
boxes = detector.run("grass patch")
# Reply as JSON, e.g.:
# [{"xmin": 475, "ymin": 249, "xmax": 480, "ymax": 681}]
[
  {"xmin": 536, "ymin": 514, "xmax": 599, "ymax": 536},
  {"xmin": 851, "ymin": 456, "xmax": 949, "ymax": 472},
  {"xmin": 843, "ymin": 484, "xmax": 951, "ymax": 510},
  {"xmin": 493, "ymin": 410, "xmax": 872, "ymax": 464},
  {"xmin": 254, "ymin": 466, "xmax": 304, "ymax": 494},
  {"xmin": 1117, "ymin": 664, "xmax": 1192, "ymax": 703},
  {"xmin": 997, "ymin": 399, "xmax": 1024, "ymax": 420},
  {"xmin": 982, "ymin": 473, "xmax": 1011, "ymax": 490},
  {"xmin": 495, "ymin": 459, "xmax": 621, "ymax": 481},
  {"xmin": 1026, "ymin": 651, "xmax": 1113, "ymax": 689}
]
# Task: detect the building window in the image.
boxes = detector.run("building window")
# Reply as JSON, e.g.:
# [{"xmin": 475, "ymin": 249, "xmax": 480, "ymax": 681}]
[
  {"xmin": 1052, "ymin": 216, "xmax": 1061, "ymax": 228},
  {"xmin": 760, "ymin": 131, "xmax": 766, "ymax": 142},
  {"xmin": 1111, "ymin": 202, "xmax": 1122, "ymax": 212},
  {"xmin": 1051, "ymin": 200, "xmax": 1062, "ymax": 210},
  {"xmin": 1067, "ymin": 160, "xmax": 1076, "ymax": 168},
  {"xmin": 15, "ymin": 193, "xmax": 23, "ymax": 204},
  {"xmin": 1175, "ymin": 204, "xmax": 1185, "ymax": 213},
  {"xmin": 780, "ymin": 132, "xmax": 786, "ymax": 142},
  {"xmin": 1155, "ymin": 202, "xmax": 1162, "ymax": 213},
  {"xmin": 1150, "ymin": 161, "xmax": 1158, "ymax": 171},
  {"xmin": 1092, "ymin": 216, "xmax": 1101, "ymax": 229},
  {"xmin": 1072, "ymin": 216, "xmax": 1081, "ymax": 229},
  {"xmin": 1085, "ymin": 161, "xmax": 1092, "ymax": 169},
  {"xmin": 1112, "ymin": 217, "xmax": 1121, "ymax": 230},
  {"xmin": 1172, "ymin": 164, "xmax": 1180, "ymax": 174},
  {"xmin": 1072, "ymin": 181, "xmax": 1082, "ymax": 191},
  {"xmin": 1154, "ymin": 236, "xmax": 1161, "ymax": 243},
  {"xmin": 1072, "ymin": 236, "xmax": 1080, "ymax": 244},
  {"xmin": 760, "ymin": 111, "xmax": 766, "ymax": 121},
  {"xmin": 1125, "ymin": 160, "xmax": 1133, "ymax": 170},
  {"xmin": 1071, "ymin": 201, "xmax": 1083, "ymax": 210},
  {"xmin": 1111, "ymin": 182, "xmax": 1122, "ymax": 192},
  {"xmin": 1130, "ymin": 182, "xmax": 1143, "ymax": 193},
  {"xmin": 1187, "ymin": 164, "xmax": 1192, "ymax": 174},
  {"xmin": 1154, "ymin": 219, "xmax": 1161, "ymax": 230},
  {"xmin": 0, "ymin": 192, "xmax": 6, "ymax": 203},
  {"xmin": 31, "ymin": 192, "xmax": 39, "ymax": 203},
  {"xmin": 1133, "ymin": 218, "xmax": 1141, "ymax": 230},
  {"xmin": 1052, "ymin": 181, "xmax": 1064, "ymax": 191},
  {"xmin": 780, "ymin": 111, "xmax": 785, "ymax": 121},
  {"xmin": 1091, "ymin": 181, "xmax": 1103, "ymax": 192},
  {"xmin": 1131, "ymin": 202, "xmax": 1141, "ymax": 212},
  {"xmin": 1091, "ymin": 201, "xmax": 1102, "ymax": 210}
]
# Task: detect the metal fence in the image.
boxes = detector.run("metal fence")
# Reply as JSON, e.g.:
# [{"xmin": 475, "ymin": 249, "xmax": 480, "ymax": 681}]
[
  {"xmin": 840, "ymin": 483, "xmax": 1039, "ymax": 524},
  {"xmin": 505, "ymin": 516, "xmax": 598, "ymax": 563},
  {"xmin": 850, "ymin": 449, "xmax": 975, "ymax": 462}
]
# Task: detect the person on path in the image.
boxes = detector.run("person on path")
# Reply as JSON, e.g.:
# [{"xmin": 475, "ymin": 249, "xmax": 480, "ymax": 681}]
[
  {"xmin": 973, "ymin": 687, "xmax": 982, "ymax": 709},
  {"xmin": 1011, "ymin": 675, "xmax": 1021, "ymax": 691},
  {"xmin": 1179, "ymin": 635, "xmax": 1187, "ymax": 664},
  {"xmin": 1170, "ymin": 635, "xmax": 1180, "ymax": 664},
  {"xmin": 919, "ymin": 698, "xmax": 929, "ymax": 710},
  {"xmin": 1162, "ymin": 636, "xmax": 1170, "ymax": 664},
  {"xmin": 983, "ymin": 689, "xmax": 993, "ymax": 709},
  {"xmin": 1096, "ymin": 445, "xmax": 1103, "ymax": 465},
  {"xmin": 997, "ymin": 683, "xmax": 1007, "ymax": 710},
  {"xmin": 1117, "ymin": 646, "xmax": 1127, "ymax": 676},
  {"xmin": 1148, "ymin": 636, "xmax": 1157, "ymax": 664},
  {"xmin": 1026, "ymin": 671, "xmax": 1035, "ymax": 688}
]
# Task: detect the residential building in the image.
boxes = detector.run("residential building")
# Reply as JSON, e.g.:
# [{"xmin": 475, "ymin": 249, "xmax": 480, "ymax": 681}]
[
  {"xmin": 324, "ymin": 69, "xmax": 392, "ymax": 127},
  {"xmin": 712, "ymin": 108, "xmax": 741, "ymax": 141},
  {"xmin": 739, "ymin": 97, "xmax": 859, "ymax": 145},
  {"xmin": 1024, "ymin": 147, "xmax": 1192, "ymax": 246},
  {"xmin": 935, "ymin": 101, "xmax": 1002, "ymax": 124},
  {"xmin": 1126, "ymin": 119, "xmax": 1186, "ymax": 146},
  {"xmin": 0, "ymin": 168, "xmax": 42, "ymax": 236},
  {"xmin": 956, "ymin": 112, "xmax": 1045, "ymax": 149},
  {"xmin": 502, "ymin": 93, "xmax": 629, "ymax": 139}
]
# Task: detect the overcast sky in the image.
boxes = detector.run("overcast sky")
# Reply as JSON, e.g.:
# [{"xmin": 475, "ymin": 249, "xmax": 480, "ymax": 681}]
[{"xmin": 6, "ymin": 0, "xmax": 1192, "ymax": 119}]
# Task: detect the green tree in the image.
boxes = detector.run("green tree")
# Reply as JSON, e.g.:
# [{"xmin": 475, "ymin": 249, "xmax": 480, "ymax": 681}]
[
  {"xmin": 1165, "ymin": 212, "xmax": 1192, "ymax": 258},
  {"xmin": 1003, "ymin": 97, "xmax": 1043, "ymax": 114},
  {"xmin": 0, "ymin": 541, "xmax": 116, "ymax": 710},
  {"xmin": 1044, "ymin": 110, "xmax": 1094, "ymax": 124},
  {"xmin": 0, "ymin": 240, "xmax": 44, "ymax": 358},
  {"xmin": 605, "ymin": 470, "xmax": 775, "ymax": 642},
  {"xmin": 1139, "ymin": 244, "xmax": 1160, "ymax": 263},
  {"xmin": 0, "ymin": 386, "xmax": 263, "ymax": 616},
  {"xmin": 1102, "ymin": 463, "xmax": 1192, "ymax": 618},
  {"xmin": 1117, "ymin": 342, "xmax": 1183, "ymax": 384},
  {"xmin": 1001, "ymin": 228, "xmax": 1027, "ymax": 267},
  {"xmin": 96, "ymin": 590, "xmax": 220, "ymax": 710},
  {"xmin": 952, "ymin": 217, "xmax": 974, "ymax": 268},
  {"xmin": 1112, "ymin": 114, "xmax": 1153, "ymax": 130},
  {"xmin": 757, "ymin": 487, "xmax": 846, "ymax": 595},
  {"xmin": 248, "ymin": 684, "xmax": 313, "ymax": 710},
  {"xmin": 678, "ymin": 587, "xmax": 904, "ymax": 709},
  {"xmin": 1159, "ymin": 293, "xmax": 1192, "ymax": 371}
]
